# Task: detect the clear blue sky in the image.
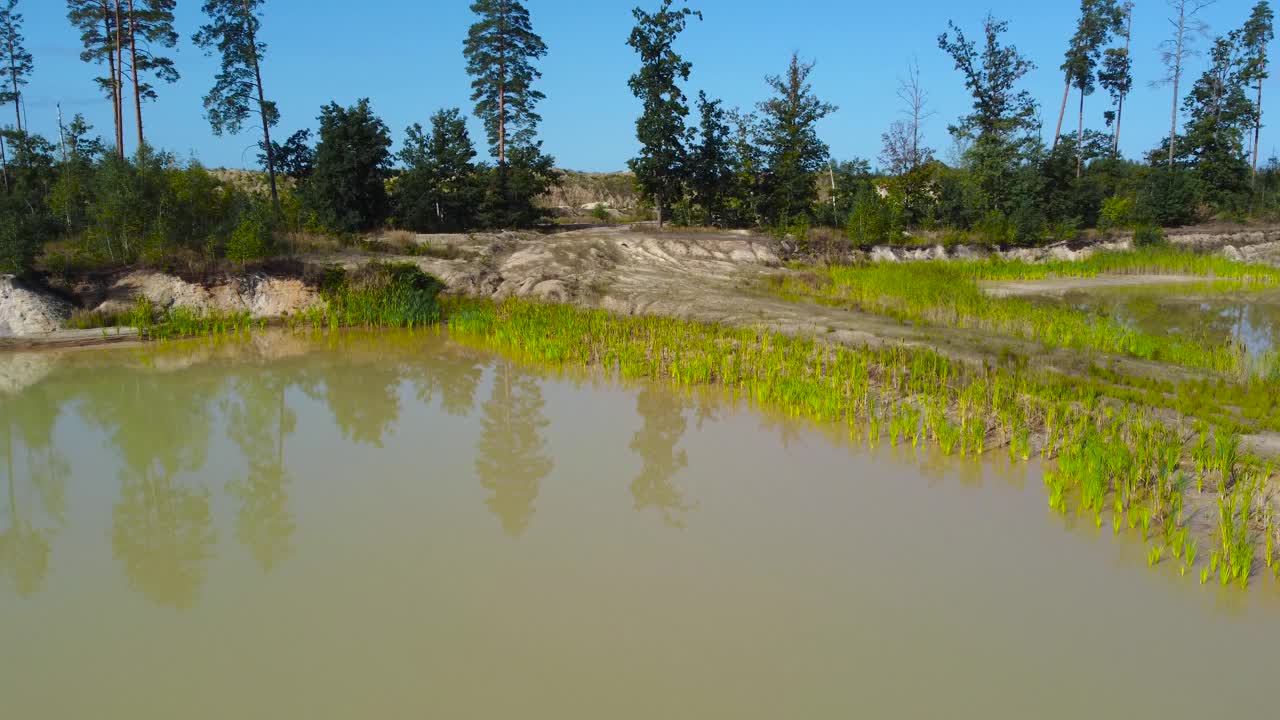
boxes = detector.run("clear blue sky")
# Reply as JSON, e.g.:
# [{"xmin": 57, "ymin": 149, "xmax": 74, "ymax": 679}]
[{"xmin": 18, "ymin": 0, "xmax": 1269, "ymax": 171}]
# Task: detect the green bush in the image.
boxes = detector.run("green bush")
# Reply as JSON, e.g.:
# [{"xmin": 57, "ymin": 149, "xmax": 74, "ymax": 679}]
[
  {"xmin": 846, "ymin": 187, "xmax": 899, "ymax": 248},
  {"xmin": 1011, "ymin": 203, "xmax": 1045, "ymax": 247},
  {"xmin": 1099, "ymin": 195, "xmax": 1135, "ymax": 231},
  {"xmin": 1132, "ymin": 224, "xmax": 1167, "ymax": 248},
  {"xmin": 1048, "ymin": 217, "xmax": 1081, "ymax": 244},
  {"xmin": 0, "ymin": 209, "xmax": 42, "ymax": 276},
  {"xmin": 226, "ymin": 204, "xmax": 275, "ymax": 264},
  {"xmin": 976, "ymin": 210, "xmax": 1012, "ymax": 246},
  {"xmin": 1135, "ymin": 167, "xmax": 1199, "ymax": 227}
]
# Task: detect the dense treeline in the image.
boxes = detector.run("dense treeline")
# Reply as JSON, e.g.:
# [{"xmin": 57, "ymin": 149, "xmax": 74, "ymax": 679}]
[
  {"xmin": 1, "ymin": 0, "xmax": 1279, "ymax": 277},
  {"xmin": 634, "ymin": 0, "xmax": 1280, "ymax": 247}
]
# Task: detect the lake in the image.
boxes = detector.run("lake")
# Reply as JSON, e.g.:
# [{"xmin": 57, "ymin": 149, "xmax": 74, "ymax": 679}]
[{"xmin": 2, "ymin": 331, "xmax": 1277, "ymax": 718}]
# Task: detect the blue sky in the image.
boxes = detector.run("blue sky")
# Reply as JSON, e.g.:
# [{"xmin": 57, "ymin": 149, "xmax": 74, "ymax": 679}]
[{"xmin": 19, "ymin": 0, "xmax": 1269, "ymax": 171}]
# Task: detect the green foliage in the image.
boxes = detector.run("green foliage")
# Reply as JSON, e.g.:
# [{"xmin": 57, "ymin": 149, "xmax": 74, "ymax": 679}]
[
  {"xmin": 938, "ymin": 15, "xmax": 1039, "ymax": 216},
  {"xmin": 305, "ymin": 98, "xmax": 393, "ymax": 232},
  {"xmin": 757, "ymin": 53, "xmax": 837, "ymax": 226},
  {"xmin": 627, "ymin": 0, "xmax": 702, "ymax": 226},
  {"xmin": 476, "ymin": 144, "xmax": 558, "ymax": 229},
  {"xmin": 846, "ymin": 186, "xmax": 898, "ymax": 248},
  {"xmin": 192, "ymin": 0, "xmax": 277, "ymax": 136},
  {"xmin": 0, "ymin": 0, "xmax": 33, "ymax": 124},
  {"xmin": 321, "ymin": 262, "xmax": 444, "ymax": 328},
  {"xmin": 1132, "ymin": 224, "xmax": 1167, "ymax": 248},
  {"xmin": 0, "ymin": 203, "xmax": 44, "ymax": 276},
  {"xmin": 776, "ymin": 249, "xmax": 1280, "ymax": 379},
  {"xmin": 463, "ymin": 0, "xmax": 548, "ymax": 161},
  {"xmin": 1135, "ymin": 166, "xmax": 1199, "ymax": 227},
  {"xmin": 1099, "ymin": 195, "xmax": 1134, "ymax": 230},
  {"xmin": 977, "ymin": 209, "xmax": 1013, "ymax": 246},
  {"xmin": 392, "ymin": 108, "xmax": 482, "ymax": 232},
  {"xmin": 688, "ymin": 91, "xmax": 734, "ymax": 225},
  {"xmin": 225, "ymin": 201, "xmax": 275, "ymax": 264}
]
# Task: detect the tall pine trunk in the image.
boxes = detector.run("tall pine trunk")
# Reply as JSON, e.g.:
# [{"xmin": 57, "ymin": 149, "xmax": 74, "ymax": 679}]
[
  {"xmin": 1076, "ymin": 87, "xmax": 1085, "ymax": 178},
  {"xmin": 1169, "ymin": 4, "xmax": 1186, "ymax": 170},
  {"xmin": 127, "ymin": 0, "xmax": 144, "ymax": 148},
  {"xmin": 1053, "ymin": 80, "xmax": 1071, "ymax": 149},
  {"xmin": 7, "ymin": 37, "xmax": 20, "ymax": 130},
  {"xmin": 100, "ymin": 4, "xmax": 120, "ymax": 158},
  {"xmin": 1254, "ymin": 43, "xmax": 1267, "ymax": 182},
  {"xmin": 0, "ymin": 132, "xmax": 8, "ymax": 192},
  {"xmin": 113, "ymin": 0, "xmax": 125, "ymax": 158},
  {"xmin": 243, "ymin": 0, "xmax": 279, "ymax": 212},
  {"xmin": 1114, "ymin": 8, "xmax": 1132, "ymax": 157}
]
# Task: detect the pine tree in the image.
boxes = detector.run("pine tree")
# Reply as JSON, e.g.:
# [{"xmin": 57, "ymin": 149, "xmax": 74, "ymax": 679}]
[
  {"xmin": 123, "ymin": 0, "xmax": 179, "ymax": 148},
  {"xmin": 463, "ymin": 0, "xmax": 548, "ymax": 165},
  {"xmin": 66, "ymin": 0, "xmax": 124, "ymax": 157},
  {"xmin": 1053, "ymin": 0, "xmax": 1126, "ymax": 176},
  {"xmin": 627, "ymin": 0, "xmax": 701, "ymax": 227},
  {"xmin": 193, "ymin": 0, "xmax": 281, "ymax": 210},
  {"xmin": 1157, "ymin": 0, "xmax": 1217, "ymax": 169},
  {"xmin": 394, "ymin": 108, "xmax": 481, "ymax": 232},
  {"xmin": 689, "ymin": 91, "xmax": 732, "ymax": 224},
  {"xmin": 1240, "ymin": 1, "xmax": 1274, "ymax": 180},
  {"xmin": 0, "ymin": 1, "xmax": 31, "ymax": 133},
  {"xmin": 1098, "ymin": 3, "xmax": 1134, "ymax": 156},
  {"xmin": 756, "ymin": 53, "xmax": 837, "ymax": 226},
  {"xmin": 306, "ymin": 98, "xmax": 392, "ymax": 232},
  {"xmin": 1179, "ymin": 34, "xmax": 1254, "ymax": 208}
]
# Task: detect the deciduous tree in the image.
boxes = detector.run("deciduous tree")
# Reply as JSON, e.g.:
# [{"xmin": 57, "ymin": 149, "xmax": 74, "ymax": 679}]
[
  {"xmin": 627, "ymin": 0, "xmax": 701, "ymax": 227},
  {"xmin": 938, "ymin": 14, "xmax": 1039, "ymax": 215}
]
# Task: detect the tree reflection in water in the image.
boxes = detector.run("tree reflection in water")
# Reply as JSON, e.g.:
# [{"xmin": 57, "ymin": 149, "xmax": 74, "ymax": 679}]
[
  {"xmin": 412, "ymin": 344, "xmax": 485, "ymax": 417},
  {"xmin": 629, "ymin": 385, "xmax": 693, "ymax": 527},
  {"xmin": 476, "ymin": 361, "xmax": 553, "ymax": 537},
  {"xmin": 224, "ymin": 372, "xmax": 297, "ymax": 572},
  {"xmin": 0, "ymin": 386, "xmax": 70, "ymax": 598},
  {"xmin": 78, "ymin": 370, "xmax": 220, "ymax": 609}
]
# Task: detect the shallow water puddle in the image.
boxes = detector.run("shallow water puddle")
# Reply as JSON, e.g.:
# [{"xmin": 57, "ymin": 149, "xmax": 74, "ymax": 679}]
[
  {"xmin": 2, "ymin": 332, "xmax": 1277, "ymax": 718},
  {"xmin": 1031, "ymin": 284, "xmax": 1280, "ymax": 360}
]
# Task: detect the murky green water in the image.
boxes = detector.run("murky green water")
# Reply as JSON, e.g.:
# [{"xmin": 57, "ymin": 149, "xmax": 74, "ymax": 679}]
[
  {"xmin": 1036, "ymin": 285, "xmax": 1280, "ymax": 359},
  {"xmin": 2, "ymin": 332, "xmax": 1278, "ymax": 718}
]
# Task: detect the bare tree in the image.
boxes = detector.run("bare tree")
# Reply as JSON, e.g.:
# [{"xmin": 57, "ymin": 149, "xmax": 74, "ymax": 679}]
[
  {"xmin": 879, "ymin": 58, "xmax": 934, "ymax": 175},
  {"xmin": 1155, "ymin": 0, "xmax": 1216, "ymax": 169}
]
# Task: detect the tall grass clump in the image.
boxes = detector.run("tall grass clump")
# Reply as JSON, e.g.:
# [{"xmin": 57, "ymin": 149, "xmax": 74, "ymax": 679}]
[{"xmin": 320, "ymin": 262, "xmax": 444, "ymax": 329}]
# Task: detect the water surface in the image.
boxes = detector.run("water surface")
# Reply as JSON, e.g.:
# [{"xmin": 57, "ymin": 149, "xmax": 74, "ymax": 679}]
[
  {"xmin": 1031, "ymin": 284, "xmax": 1280, "ymax": 359},
  {"xmin": 2, "ymin": 332, "xmax": 1277, "ymax": 718}
]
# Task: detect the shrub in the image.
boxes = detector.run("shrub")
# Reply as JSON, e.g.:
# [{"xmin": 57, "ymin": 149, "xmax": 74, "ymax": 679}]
[
  {"xmin": 226, "ymin": 206, "xmax": 274, "ymax": 265},
  {"xmin": 1011, "ymin": 203, "xmax": 1045, "ymax": 247},
  {"xmin": 1132, "ymin": 224, "xmax": 1167, "ymax": 248},
  {"xmin": 1048, "ymin": 217, "xmax": 1081, "ymax": 244},
  {"xmin": 977, "ymin": 210, "xmax": 1012, "ymax": 246},
  {"xmin": 0, "ymin": 208, "xmax": 44, "ymax": 277},
  {"xmin": 1099, "ymin": 195, "xmax": 1135, "ymax": 231},
  {"xmin": 1135, "ymin": 167, "xmax": 1199, "ymax": 227},
  {"xmin": 846, "ymin": 187, "xmax": 899, "ymax": 248}
]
